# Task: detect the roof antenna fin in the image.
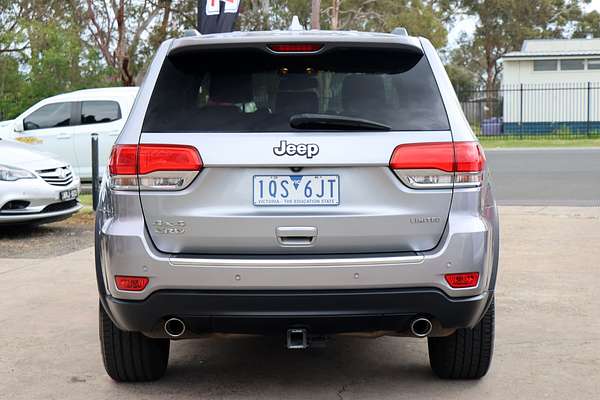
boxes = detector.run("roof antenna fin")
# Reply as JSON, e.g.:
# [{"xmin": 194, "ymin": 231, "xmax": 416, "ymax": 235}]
[{"xmin": 289, "ymin": 16, "xmax": 304, "ymax": 31}]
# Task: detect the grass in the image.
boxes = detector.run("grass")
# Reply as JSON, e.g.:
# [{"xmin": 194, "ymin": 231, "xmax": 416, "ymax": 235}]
[
  {"xmin": 75, "ymin": 194, "xmax": 95, "ymax": 222},
  {"xmin": 478, "ymin": 136, "xmax": 600, "ymax": 148},
  {"xmin": 79, "ymin": 194, "xmax": 93, "ymax": 207}
]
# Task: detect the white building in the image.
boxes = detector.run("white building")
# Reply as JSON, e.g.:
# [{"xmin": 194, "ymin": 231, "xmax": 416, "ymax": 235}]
[{"xmin": 500, "ymin": 38, "xmax": 600, "ymax": 134}]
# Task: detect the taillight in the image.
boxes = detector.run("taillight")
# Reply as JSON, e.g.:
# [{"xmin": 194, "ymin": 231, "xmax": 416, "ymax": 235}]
[
  {"xmin": 115, "ymin": 275, "xmax": 149, "ymax": 291},
  {"xmin": 108, "ymin": 144, "xmax": 202, "ymax": 191},
  {"xmin": 445, "ymin": 272, "xmax": 480, "ymax": 289},
  {"xmin": 389, "ymin": 142, "xmax": 485, "ymax": 189},
  {"xmin": 268, "ymin": 43, "xmax": 324, "ymax": 53}
]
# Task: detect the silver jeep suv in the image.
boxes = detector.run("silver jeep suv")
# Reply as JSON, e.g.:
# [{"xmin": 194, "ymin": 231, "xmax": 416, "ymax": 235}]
[{"xmin": 96, "ymin": 29, "xmax": 499, "ymax": 382}]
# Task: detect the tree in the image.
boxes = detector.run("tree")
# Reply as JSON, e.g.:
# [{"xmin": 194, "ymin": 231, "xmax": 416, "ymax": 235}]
[
  {"xmin": 445, "ymin": 64, "xmax": 478, "ymax": 100},
  {"xmin": 0, "ymin": 1, "xmax": 28, "ymax": 54},
  {"xmin": 319, "ymin": 0, "xmax": 451, "ymax": 48},
  {"xmin": 0, "ymin": 55, "xmax": 24, "ymax": 119},
  {"xmin": 446, "ymin": 31, "xmax": 487, "ymax": 90},
  {"xmin": 237, "ymin": 0, "xmax": 312, "ymax": 30},
  {"xmin": 572, "ymin": 10, "xmax": 600, "ymax": 39},
  {"xmin": 312, "ymin": 0, "xmax": 321, "ymax": 29},
  {"xmin": 458, "ymin": 0, "xmax": 585, "ymax": 91},
  {"xmin": 84, "ymin": 0, "xmax": 168, "ymax": 85}
]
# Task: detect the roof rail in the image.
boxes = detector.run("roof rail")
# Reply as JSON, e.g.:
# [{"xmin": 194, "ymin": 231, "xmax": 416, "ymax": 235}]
[
  {"xmin": 182, "ymin": 29, "xmax": 201, "ymax": 38},
  {"xmin": 391, "ymin": 27, "xmax": 408, "ymax": 36}
]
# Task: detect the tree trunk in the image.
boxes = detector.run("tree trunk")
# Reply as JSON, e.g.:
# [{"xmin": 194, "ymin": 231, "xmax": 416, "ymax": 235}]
[
  {"xmin": 261, "ymin": 0, "xmax": 269, "ymax": 29},
  {"xmin": 112, "ymin": 0, "xmax": 133, "ymax": 86},
  {"xmin": 261, "ymin": 0, "xmax": 269, "ymax": 14},
  {"xmin": 158, "ymin": 0, "xmax": 172, "ymax": 41},
  {"xmin": 484, "ymin": 42, "xmax": 496, "ymax": 118},
  {"xmin": 311, "ymin": 0, "xmax": 321, "ymax": 30},
  {"xmin": 331, "ymin": 0, "xmax": 340, "ymax": 30}
]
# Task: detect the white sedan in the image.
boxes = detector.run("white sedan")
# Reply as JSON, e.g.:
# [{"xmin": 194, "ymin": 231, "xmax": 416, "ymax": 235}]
[{"xmin": 0, "ymin": 138, "xmax": 81, "ymax": 225}]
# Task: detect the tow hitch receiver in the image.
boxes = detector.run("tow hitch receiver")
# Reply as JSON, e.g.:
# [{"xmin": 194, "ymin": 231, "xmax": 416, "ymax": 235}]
[{"xmin": 286, "ymin": 328, "xmax": 308, "ymax": 349}]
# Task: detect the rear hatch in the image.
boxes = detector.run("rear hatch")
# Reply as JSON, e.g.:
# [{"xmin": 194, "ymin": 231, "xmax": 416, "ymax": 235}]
[{"xmin": 138, "ymin": 41, "xmax": 452, "ymax": 255}]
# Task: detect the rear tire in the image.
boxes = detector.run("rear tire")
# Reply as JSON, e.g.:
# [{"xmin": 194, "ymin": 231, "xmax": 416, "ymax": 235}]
[
  {"xmin": 427, "ymin": 298, "xmax": 495, "ymax": 379},
  {"xmin": 99, "ymin": 302, "xmax": 170, "ymax": 382}
]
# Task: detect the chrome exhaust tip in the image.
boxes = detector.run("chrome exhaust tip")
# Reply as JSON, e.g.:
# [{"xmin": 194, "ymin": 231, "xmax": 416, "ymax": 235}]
[
  {"xmin": 410, "ymin": 317, "xmax": 433, "ymax": 338},
  {"xmin": 164, "ymin": 318, "xmax": 186, "ymax": 338}
]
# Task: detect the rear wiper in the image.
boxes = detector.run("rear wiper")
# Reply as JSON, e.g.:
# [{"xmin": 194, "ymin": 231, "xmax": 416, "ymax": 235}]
[{"xmin": 290, "ymin": 113, "xmax": 391, "ymax": 131}]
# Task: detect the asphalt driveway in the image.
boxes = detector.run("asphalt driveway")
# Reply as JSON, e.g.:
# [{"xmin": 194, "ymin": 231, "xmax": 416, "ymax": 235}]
[
  {"xmin": 1, "ymin": 206, "xmax": 599, "ymax": 399},
  {"xmin": 486, "ymin": 148, "xmax": 600, "ymax": 206}
]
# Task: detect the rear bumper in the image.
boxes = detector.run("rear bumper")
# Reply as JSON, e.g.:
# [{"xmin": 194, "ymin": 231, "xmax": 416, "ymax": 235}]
[{"xmin": 104, "ymin": 288, "xmax": 492, "ymax": 337}]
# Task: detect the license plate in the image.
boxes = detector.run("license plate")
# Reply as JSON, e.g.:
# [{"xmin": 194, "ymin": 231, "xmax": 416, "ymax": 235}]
[
  {"xmin": 60, "ymin": 188, "xmax": 78, "ymax": 201},
  {"xmin": 253, "ymin": 175, "xmax": 340, "ymax": 206}
]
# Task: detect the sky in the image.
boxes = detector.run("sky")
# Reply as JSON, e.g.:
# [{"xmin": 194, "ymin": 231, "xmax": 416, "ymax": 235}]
[{"xmin": 448, "ymin": 0, "xmax": 600, "ymax": 47}]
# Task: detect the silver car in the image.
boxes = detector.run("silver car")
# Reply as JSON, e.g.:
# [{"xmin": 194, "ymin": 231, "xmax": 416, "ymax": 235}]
[
  {"xmin": 96, "ymin": 29, "xmax": 499, "ymax": 382},
  {"xmin": 0, "ymin": 138, "xmax": 81, "ymax": 225}
]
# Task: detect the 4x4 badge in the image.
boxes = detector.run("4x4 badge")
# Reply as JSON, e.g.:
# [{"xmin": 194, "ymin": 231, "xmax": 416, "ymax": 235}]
[{"xmin": 273, "ymin": 140, "xmax": 319, "ymax": 159}]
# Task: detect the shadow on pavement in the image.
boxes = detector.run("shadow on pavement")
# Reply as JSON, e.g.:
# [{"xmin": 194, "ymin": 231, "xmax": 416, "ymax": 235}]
[{"xmin": 109, "ymin": 336, "xmax": 464, "ymax": 399}]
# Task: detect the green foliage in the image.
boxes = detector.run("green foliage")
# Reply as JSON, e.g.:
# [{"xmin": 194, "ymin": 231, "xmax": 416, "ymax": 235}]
[
  {"xmin": 572, "ymin": 10, "xmax": 600, "ymax": 39},
  {"xmin": 365, "ymin": 0, "xmax": 449, "ymax": 48},
  {"xmin": 313, "ymin": 0, "xmax": 449, "ymax": 47},
  {"xmin": 0, "ymin": 18, "xmax": 114, "ymax": 120},
  {"xmin": 0, "ymin": 1, "xmax": 27, "ymax": 54},
  {"xmin": 236, "ymin": 0, "xmax": 312, "ymax": 30},
  {"xmin": 450, "ymin": 0, "xmax": 586, "ymax": 91},
  {"xmin": 445, "ymin": 63, "xmax": 478, "ymax": 100},
  {"xmin": 478, "ymin": 136, "xmax": 600, "ymax": 148},
  {"xmin": 0, "ymin": 56, "xmax": 25, "ymax": 119}
]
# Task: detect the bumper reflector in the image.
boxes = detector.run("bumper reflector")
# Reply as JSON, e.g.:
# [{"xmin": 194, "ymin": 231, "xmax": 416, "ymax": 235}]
[
  {"xmin": 445, "ymin": 272, "xmax": 480, "ymax": 288},
  {"xmin": 115, "ymin": 276, "xmax": 149, "ymax": 291}
]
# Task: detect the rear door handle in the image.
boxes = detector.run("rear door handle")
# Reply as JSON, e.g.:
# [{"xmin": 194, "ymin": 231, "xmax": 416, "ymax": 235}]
[
  {"xmin": 276, "ymin": 227, "xmax": 317, "ymax": 247},
  {"xmin": 56, "ymin": 133, "xmax": 71, "ymax": 140}
]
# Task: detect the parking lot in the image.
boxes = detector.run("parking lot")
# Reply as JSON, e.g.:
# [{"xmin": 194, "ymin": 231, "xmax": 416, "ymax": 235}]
[{"xmin": 1, "ymin": 206, "xmax": 599, "ymax": 399}]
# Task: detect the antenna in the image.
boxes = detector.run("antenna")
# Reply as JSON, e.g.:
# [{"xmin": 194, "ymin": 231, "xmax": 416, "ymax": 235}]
[
  {"xmin": 391, "ymin": 27, "xmax": 408, "ymax": 36},
  {"xmin": 289, "ymin": 16, "xmax": 304, "ymax": 31},
  {"xmin": 183, "ymin": 29, "xmax": 201, "ymax": 37}
]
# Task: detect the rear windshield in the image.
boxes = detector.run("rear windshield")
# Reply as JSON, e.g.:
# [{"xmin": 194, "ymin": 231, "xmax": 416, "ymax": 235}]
[{"xmin": 143, "ymin": 47, "xmax": 449, "ymax": 132}]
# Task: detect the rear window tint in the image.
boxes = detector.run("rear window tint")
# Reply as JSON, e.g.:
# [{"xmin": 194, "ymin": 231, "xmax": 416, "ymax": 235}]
[{"xmin": 143, "ymin": 47, "xmax": 449, "ymax": 132}]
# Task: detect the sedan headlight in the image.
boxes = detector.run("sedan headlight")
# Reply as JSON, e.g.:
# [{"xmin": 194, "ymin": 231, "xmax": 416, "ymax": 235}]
[{"xmin": 0, "ymin": 164, "xmax": 36, "ymax": 181}]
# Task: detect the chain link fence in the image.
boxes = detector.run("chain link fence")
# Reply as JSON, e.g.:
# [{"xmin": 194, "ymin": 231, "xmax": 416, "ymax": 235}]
[{"xmin": 459, "ymin": 82, "xmax": 600, "ymax": 139}]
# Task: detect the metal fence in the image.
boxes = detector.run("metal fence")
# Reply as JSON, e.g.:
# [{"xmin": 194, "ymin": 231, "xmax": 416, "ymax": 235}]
[{"xmin": 459, "ymin": 82, "xmax": 600, "ymax": 139}]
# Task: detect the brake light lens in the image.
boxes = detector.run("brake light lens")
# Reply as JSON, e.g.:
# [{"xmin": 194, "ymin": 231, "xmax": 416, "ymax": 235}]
[
  {"xmin": 138, "ymin": 145, "xmax": 202, "ymax": 174},
  {"xmin": 115, "ymin": 276, "xmax": 149, "ymax": 291},
  {"xmin": 389, "ymin": 142, "xmax": 485, "ymax": 189},
  {"xmin": 109, "ymin": 145, "xmax": 137, "ymax": 175},
  {"xmin": 108, "ymin": 144, "xmax": 202, "ymax": 191},
  {"xmin": 445, "ymin": 272, "xmax": 480, "ymax": 288},
  {"xmin": 268, "ymin": 43, "xmax": 324, "ymax": 53},
  {"xmin": 455, "ymin": 142, "xmax": 486, "ymax": 172}
]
